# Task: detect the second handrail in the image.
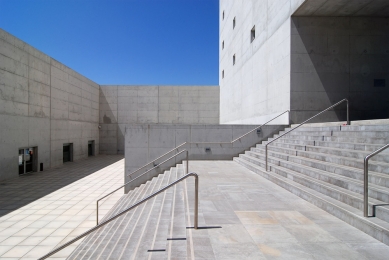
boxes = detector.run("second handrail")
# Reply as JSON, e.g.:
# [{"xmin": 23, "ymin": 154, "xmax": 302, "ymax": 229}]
[
  {"xmin": 364, "ymin": 143, "xmax": 389, "ymax": 217},
  {"xmin": 265, "ymin": 99, "xmax": 349, "ymax": 171},
  {"xmin": 97, "ymin": 149, "xmax": 189, "ymax": 224},
  {"xmin": 39, "ymin": 172, "xmax": 199, "ymax": 260}
]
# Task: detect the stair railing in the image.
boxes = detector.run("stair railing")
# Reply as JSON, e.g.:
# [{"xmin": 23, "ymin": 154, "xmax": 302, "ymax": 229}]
[
  {"xmin": 364, "ymin": 144, "xmax": 389, "ymax": 217},
  {"xmin": 265, "ymin": 99, "xmax": 350, "ymax": 171},
  {"xmin": 193, "ymin": 110, "xmax": 290, "ymax": 145},
  {"xmin": 128, "ymin": 142, "xmax": 187, "ymax": 179},
  {"xmin": 97, "ymin": 110, "xmax": 290, "ymax": 224},
  {"xmin": 39, "ymin": 172, "xmax": 199, "ymax": 260},
  {"xmin": 97, "ymin": 149, "xmax": 189, "ymax": 224}
]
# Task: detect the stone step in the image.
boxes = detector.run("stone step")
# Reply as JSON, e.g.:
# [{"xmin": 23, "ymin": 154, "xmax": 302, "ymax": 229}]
[
  {"xmin": 278, "ymin": 129, "xmax": 389, "ymax": 139},
  {"xmin": 91, "ymin": 173, "xmax": 166, "ymax": 259},
  {"xmin": 265, "ymin": 133, "xmax": 389, "ymax": 146},
  {"xmin": 68, "ymin": 170, "xmax": 172, "ymax": 259},
  {"xmin": 234, "ymin": 157, "xmax": 389, "ymax": 246},
  {"xmin": 265, "ymin": 142, "xmax": 389, "ymax": 163},
  {"xmin": 166, "ymin": 164, "xmax": 188, "ymax": 260},
  {"xmin": 264, "ymin": 137, "xmax": 385, "ymax": 153},
  {"xmin": 253, "ymin": 145, "xmax": 389, "ymax": 175},
  {"xmin": 250, "ymin": 146, "xmax": 389, "ymax": 189},
  {"xmin": 67, "ymin": 178, "xmax": 153, "ymax": 260},
  {"xmin": 285, "ymin": 124, "xmax": 389, "ymax": 132},
  {"xmin": 241, "ymin": 153, "xmax": 389, "ymax": 221},
  {"xmin": 133, "ymin": 167, "xmax": 177, "ymax": 259},
  {"xmin": 245, "ymin": 151, "xmax": 389, "ymax": 203}
]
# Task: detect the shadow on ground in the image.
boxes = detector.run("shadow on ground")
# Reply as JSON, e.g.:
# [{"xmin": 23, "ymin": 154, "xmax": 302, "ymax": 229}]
[{"xmin": 0, "ymin": 155, "xmax": 123, "ymax": 218}]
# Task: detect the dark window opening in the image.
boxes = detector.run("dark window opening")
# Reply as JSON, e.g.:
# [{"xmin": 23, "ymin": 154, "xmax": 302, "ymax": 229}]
[
  {"xmin": 233, "ymin": 17, "xmax": 236, "ymax": 29},
  {"xmin": 222, "ymin": 11, "xmax": 224, "ymax": 20},
  {"xmin": 233, "ymin": 54, "xmax": 236, "ymax": 65},
  {"xmin": 88, "ymin": 140, "xmax": 95, "ymax": 156},
  {"xmin": 222, "ymin": 70, "xmax": 224, "ymax": 79},
  {"xmin": 63, "ymin": 143, "xmax": 73, "ymax": 163},
  {"xmin": 222, "ymin": 41, "xmax": 224, "ymax": 50},
  {"xmin": 374, "ymin": 79, "xmax": 386, "ymax": 87},
  {"xmin": 251, "ymin": 26, "xmax": 255, "ymax": 43}
]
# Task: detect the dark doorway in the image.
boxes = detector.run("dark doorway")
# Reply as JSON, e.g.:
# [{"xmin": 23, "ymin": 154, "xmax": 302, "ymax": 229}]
[
  {"xmin": 88, "ymin": 140, "xmax": 95, "ymax": 157},
  {"xmin": 63, "ymin": 143, "xmax": 73, "ymax": 163},
  {"xmin": 19, "ymin": 147, "xmax": 38, "ymax": 175}
]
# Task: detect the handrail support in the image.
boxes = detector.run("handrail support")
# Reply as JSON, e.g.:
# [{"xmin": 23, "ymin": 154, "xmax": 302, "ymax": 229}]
[
  {"xmin": 265, "ymin": 99, "xmax": 349, "ymax": 171},
  {"xmin": 40, "ymin": 173, "xmax": 199, "ymax": 260},
  {"xmin": 364, "ymin": 144, "xmax": 389, "ymax": 217}
]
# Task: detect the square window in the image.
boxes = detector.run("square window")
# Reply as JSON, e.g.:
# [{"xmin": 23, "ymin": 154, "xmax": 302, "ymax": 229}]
[{"xmin": 251, "ymin": 26, "xmax": 255, "ymax": 43}]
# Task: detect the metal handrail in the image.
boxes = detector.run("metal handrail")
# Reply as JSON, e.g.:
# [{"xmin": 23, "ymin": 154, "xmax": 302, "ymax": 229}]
[
  {"xmin": 39, "ymin": 172, "xmax": 199, "ymax": 260},
  {"xmin": 190, "ymin": 110, "xmax": 290, "ymax": 145},
  {"xmin": 128, "ymin": 142, "xmax": 187, "ymax": 178},
  {"xmin": 97, "ymin": 149, "xmax": 189, "ymax": 224},
  {"xmin": 97, "ymin": 110, "xmax": 290, "ymax": 223},
  {"xmin": 265, "ymin": 99, "xmax": 349, "ymax": 171},
  {"xmin": 364, "ymin": 144, "xmax": 389, "ymax": 217}
]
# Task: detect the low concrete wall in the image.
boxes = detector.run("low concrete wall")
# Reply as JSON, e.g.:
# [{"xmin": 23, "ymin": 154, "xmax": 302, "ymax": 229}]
[{"xmin": 124, "ymin": 124, "xmax": 286, "ymax": 191}]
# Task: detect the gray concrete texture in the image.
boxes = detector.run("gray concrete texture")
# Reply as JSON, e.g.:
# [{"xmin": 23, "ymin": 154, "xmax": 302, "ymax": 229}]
[
  {"xmin": 124, "ymin": 124, "xmax": 286, "ymax": 191},
  {"xmin": 290, "ymin": 16, "xmax": 389, "ymax": 124},
  {"xmin": 0, "ymin": 28, "xmax": 99, "ymax": 181},
  {"xmin": 220, "ymin": 0, "xmax": 389, "ymax": 125},
  {"xmin": 99, "ymin": 85, "xmax": 220, "ymax": 155},
  {"xmin": 294, "ymin": 0, "xmax": 389, "ymax": 17},
  {"xmin": 219, "ymin": 0, "xmax": 305, "ymax": 125}
]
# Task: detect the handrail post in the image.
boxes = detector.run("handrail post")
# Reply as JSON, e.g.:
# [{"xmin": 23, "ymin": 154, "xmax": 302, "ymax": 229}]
[
  {"xmin": 347, "ymin": 99, "xmax": 350, "ymax": 125},
  {"xmin": 194, "ymin": 174, "xmax": 198, "ymax": 229},
  {"xmin": 97, "ymin": 200, "xmax": 99, "ymax": 225},
  {"xmin": 186, "ymin": 150, "xmax": 189, "ymax": 175},
  {"xmin": 363, "ymin": 143, "xmax": 389, "ymax": 217},
  {"xmin": 265, "ymin": 145, "xmax": 268, "ymax": 171},
  {"xmin": 364, "ymin": 156, "xmax": 369, "ymax": 217}
]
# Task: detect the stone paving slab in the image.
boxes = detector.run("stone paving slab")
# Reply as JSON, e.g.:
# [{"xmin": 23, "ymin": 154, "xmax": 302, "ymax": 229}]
[
  {"xmin": 186, "ymin": 161, "xmax": 389, "ymax": 260},
  {"xmin": 0, "ymin": 155, "xmax": 124, "ymax": 259}
]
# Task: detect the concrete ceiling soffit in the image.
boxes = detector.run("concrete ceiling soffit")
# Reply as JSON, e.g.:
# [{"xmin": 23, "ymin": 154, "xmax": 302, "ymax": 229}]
[{"xmin": 293, "ymin": 0, "xmax": 389, "ymax": 16}]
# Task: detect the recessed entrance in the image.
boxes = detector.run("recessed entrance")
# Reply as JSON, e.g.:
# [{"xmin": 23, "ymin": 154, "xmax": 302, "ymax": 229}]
[
  {"xmin": 88, "ymin": 140, "xmax": 95, "ymax": 157},
  {"xmin": 19, "ymin": 147, "xmax": 38, "ymax": 175},
  {"xmin": 63, "ymin": 143, "xmax": 73, "ymax": 163}
]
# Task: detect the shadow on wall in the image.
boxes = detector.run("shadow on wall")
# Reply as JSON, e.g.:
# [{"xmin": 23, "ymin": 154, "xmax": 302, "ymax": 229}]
[
  {"xmin": 99, "ymin": 91, "xmax": 120, "ymax": 155},
  {"xmin": 290, "ymin": 17, "xmax": 389, "ymax": 124},
  {"xmin": 0, "ymin": 155, "xmax": 123, "ymax": 218}
]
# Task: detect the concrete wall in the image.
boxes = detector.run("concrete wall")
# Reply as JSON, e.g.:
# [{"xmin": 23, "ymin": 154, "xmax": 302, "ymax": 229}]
[
  {"xmin": 124, "ymin": 123, "xmax": 286, "ymax": 191},
  {"xmin": 99, "ymin": 85, "xmax": 220, "ymax": 155},
  {"xmin": 0, "ymin": 28, "xmax": 99, "ymax": 181},
  {"xmin": 219, "ymin": 0, "xmax": 304, "ymax": 125},
  {"xmin": 291, "ymin": 17, "xmax": 389, "ymax": 123}
]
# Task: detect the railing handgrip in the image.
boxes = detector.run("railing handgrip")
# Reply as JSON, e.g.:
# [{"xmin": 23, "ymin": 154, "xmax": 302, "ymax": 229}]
[
  {"xmin": 265, "ymin": 99, "xmax": 349, "ymax": 171},
  {"xmin": 40, "ymin": 172, "xmax": 199, "ymax": 260},
  {"xmin": 364, "ymin": 143, "xmax": 389, "ymax": 217}
]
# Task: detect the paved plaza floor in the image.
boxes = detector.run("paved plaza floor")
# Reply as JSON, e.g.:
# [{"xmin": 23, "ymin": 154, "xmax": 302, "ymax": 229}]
[
  {"xmin": 186, "ymin": 161, "xmax": 389, "ymax": 260},
  {"xmin": 0, "ymin": 155, "xmax": 124, "ymax": 259},
  {"xmin": 0, "ymin": 158, "xmax": 389, "ymax": 259}
]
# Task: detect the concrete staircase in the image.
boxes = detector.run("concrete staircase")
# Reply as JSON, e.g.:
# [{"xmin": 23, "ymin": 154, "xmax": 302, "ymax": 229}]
[
  {"xmin": 67, "ymin": 164, "xmax": 194, "ymax": 260},
  {"xmin": 234, "ymin": 123, "xmax": 389, "ymax": 245}
]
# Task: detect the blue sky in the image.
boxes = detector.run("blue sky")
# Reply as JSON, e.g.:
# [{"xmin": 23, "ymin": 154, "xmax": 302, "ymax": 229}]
[{"xmin": 0, "ymin": 0, "xmax": 219, "ymax": 85}]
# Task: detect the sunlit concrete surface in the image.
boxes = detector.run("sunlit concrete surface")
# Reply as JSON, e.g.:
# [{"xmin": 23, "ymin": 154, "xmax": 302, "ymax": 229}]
[
  {"xmin": 186, "ymin": 161, "xmax": 389, "ymax": 259},
  {"xmin": 0, "ymin": 155, "xmax": 124, "ymax": 259}
]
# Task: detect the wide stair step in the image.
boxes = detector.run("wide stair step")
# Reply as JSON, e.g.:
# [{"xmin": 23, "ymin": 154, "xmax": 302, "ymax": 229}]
[
  {"xmin": 67, "ymin": 164, "xmax": 191, "ymax": 259},
  {"xmin": 235, "ymin": 123, "xmax": 389, "ymax": 246}
]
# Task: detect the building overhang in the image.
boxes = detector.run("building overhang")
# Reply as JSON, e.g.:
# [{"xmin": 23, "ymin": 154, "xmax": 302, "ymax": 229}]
[{"xmin": 293, "ymin": 0, "xmax": 389, "ymax": 16}]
